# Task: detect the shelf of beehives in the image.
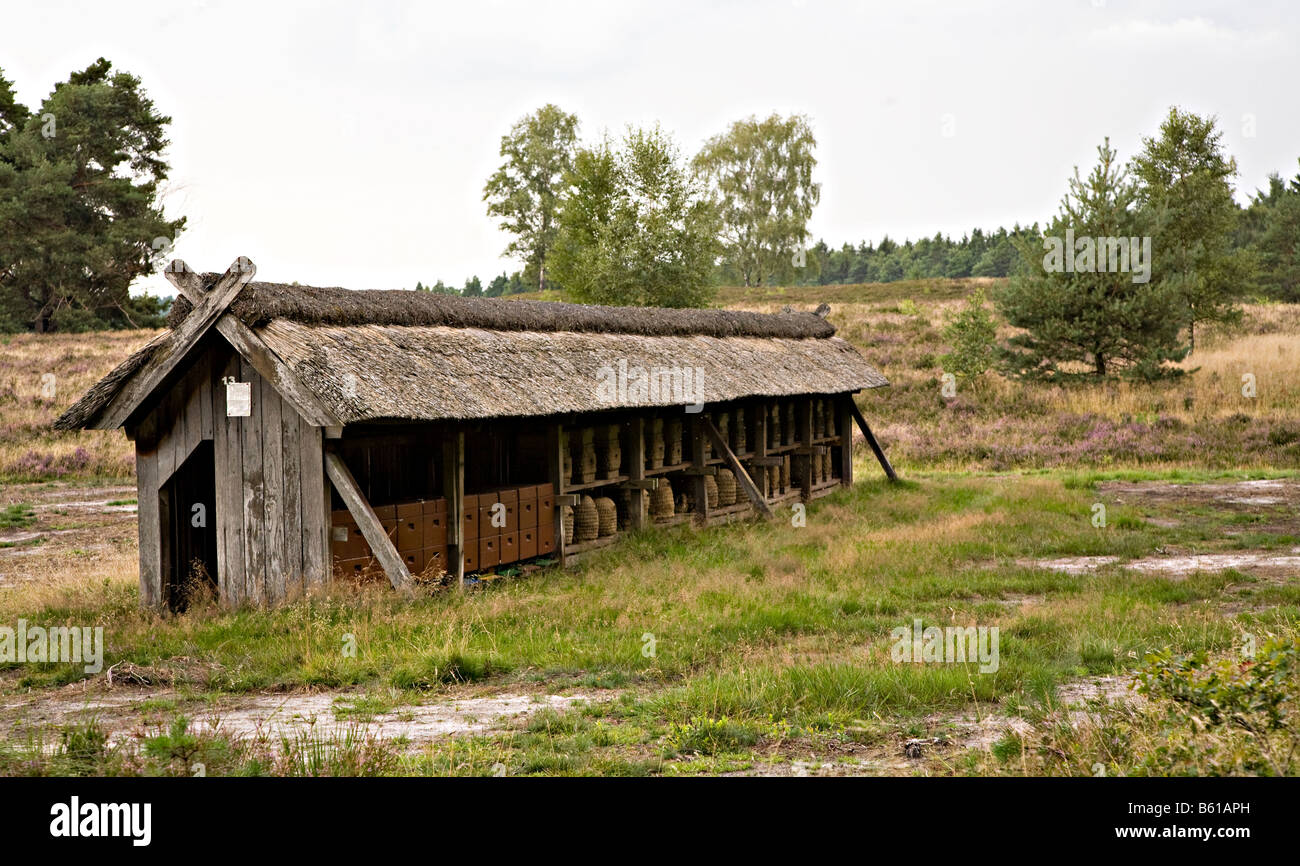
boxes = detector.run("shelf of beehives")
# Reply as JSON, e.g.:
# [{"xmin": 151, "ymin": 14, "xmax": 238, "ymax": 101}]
[
  {"xmin": 561, "ymin": 475, "xmax": 629, "ymax": 493},
  {"xmin": 812, "ymin": 435, "xmax": 845, "ymax": 445},
  {"xmin": 644, "ymin": 462, "xmax": 690, "ymax": 477},
  {"xmin": 810, "ymin": 478, "xmax": 842, "ymax": 493},
  {"xmin": 652, "ymin": 512, "xmax": 693, "ymax": 526},
  {"xmin": 564, "ymin": 534, "xmax": 621, "ymax": 554}
]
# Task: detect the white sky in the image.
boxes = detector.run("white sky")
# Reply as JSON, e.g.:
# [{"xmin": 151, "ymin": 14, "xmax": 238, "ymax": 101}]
[{"xmin": 2, "ymin": 0, "xmax": 1297, "ymax": 295}]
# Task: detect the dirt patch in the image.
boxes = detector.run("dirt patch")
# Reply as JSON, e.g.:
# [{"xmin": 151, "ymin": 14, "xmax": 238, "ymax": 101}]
[
  {"xmin": 0, "ymin": 482, "xmax": 137, "ymax": 584},
  {"xmin": 0, "ymin": 686, "xmax": 604, "ymax": 750},
  {"xmin": 1027, "ymin": 551, "xmax": 1300, "ymax": 578},
  {"xmin": 1099, "ymin": 477, "xmax": 1300, "ymax": 536}
]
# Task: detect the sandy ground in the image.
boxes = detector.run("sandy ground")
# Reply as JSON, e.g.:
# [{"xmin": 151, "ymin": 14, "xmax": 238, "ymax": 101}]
[
  {"xmin": 0, "ymin": 684, "xmax": 601, "ymax": 749},
  {"xmin": 0, "ymin": 481, "xmax": 136, "ymax": 584}
]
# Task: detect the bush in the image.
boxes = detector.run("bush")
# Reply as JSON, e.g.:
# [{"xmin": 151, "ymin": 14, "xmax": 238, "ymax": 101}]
[{"xmin": 940, "ymin": 287, "xmax": 998, "ymax": 379}]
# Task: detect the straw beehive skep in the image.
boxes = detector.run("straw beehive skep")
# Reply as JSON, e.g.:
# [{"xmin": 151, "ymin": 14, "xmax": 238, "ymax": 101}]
[
  {"xmin": 575, "ymin": 495, "xmax": 599, "ymax": 542},
  {"xmin": 595, "ymin": 496, "xmax": 618, "ymax": 537},
  {"xmin": 716, "ymin": 469, "xmax": 737, "ymax": 506}
]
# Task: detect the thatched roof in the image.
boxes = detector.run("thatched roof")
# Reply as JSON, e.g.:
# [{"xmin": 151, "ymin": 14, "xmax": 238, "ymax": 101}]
[
  {"xmin": 262, "ymin": 321, "xmax": 886, "ymax": 423},
  {"xmin": 57, "ymin": 279, "xmax": 886, "ymax": 429},
  {"xmin": 168, "ymin": 276, "xmax": 837, "ymax": 339}
]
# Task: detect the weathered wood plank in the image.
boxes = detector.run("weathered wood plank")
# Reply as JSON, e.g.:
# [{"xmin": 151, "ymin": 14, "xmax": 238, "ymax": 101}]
[
  {"xmin": 547, "ymin": 423, "xmax": 565, "ymax": 566},
  {"xmin": 627, "ymin": 417, "xmax": 646, "ymax": 530},
  {"xmin": 442, "ymin": 429, "xmax": 465, "ymax": 587},
  {"xmin": 198, "ymin": 350, "xmax": 214, "ymax": 441},
  {"xmin": 691, "ymin": 415, "xmax": 710, "ymax": 525},
  {"xmin": 847, "ymin": 397, "xmax": 898, "ymax": 482},
  {"xmin": 753, "ymin": 401, "xmax": 768, "ymax": 498},
  {"xmin": 240, "ymin": 356, "xmax": 266, "ymax": 606},
  {"xmin": 281, "ymin": 392, "xmax": 303, "ymax": 598},
  {"xmin": 101, "ymin": 256, "xmax": 256, "ymax": 430},
  {"xmin": 261, "ymin": 375, "xmax": 286, "ymax": 604},
  {"xmin": 798, "ymin": 398, "xmax": 814, "ymax": 500},
  {"xmin": 182, "ymin": 358, "xmax": 204, "ymax": 458},
  {"xmin": 135, "ymin": 444, "xmax": 162, "ymax": 609},
  {"xmin": 213, "ymin": 350, "xmax": 244, "ymax": 604},
  {"xmin": 299, "ymin": 424, "xmax": 328, "ymax": 588},
  {"xmin": 838, "ymin": 394, "xmax": 854, "ymax": 488},
  {"xmin": 324, "ymin": 450, "xmax": 410, "ymax": 590},
  {"xmin": 703, "ymin": 417, "xmax": 772, "ymax": 517}
]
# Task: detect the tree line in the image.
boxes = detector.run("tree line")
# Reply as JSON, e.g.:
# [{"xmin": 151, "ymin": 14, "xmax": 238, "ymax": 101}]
[{"xmin": 1, "ymin": 60, "xmax": 1297, "ymax": 341}]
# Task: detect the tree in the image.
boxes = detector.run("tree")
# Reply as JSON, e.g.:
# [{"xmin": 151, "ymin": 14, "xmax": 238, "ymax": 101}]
[
  {"xmin": 941, "ymin": 287, "xmax": 998, "ymax": 379},
  {"xmin": 462, "ymin": 276, "xmax": 483, "ymax": 297},
  {"xmin": 482, "ymin": 104, "xmax": 578, "ymax": 292},
  {"xmin": 998, "ymin": 139, "xmax": 1187, "ymax": 379},
  {"xmin": 549, "ymin": 126, "xmax": 719, "ymax": 308},
  {"xmin": 1132, "ymin": 108, "xmax": 1248, "ymax": 350},
  {"xmin": 692, "ymin": 113, "xmax": 820, "ymax": 287},
  {"xmin": 0, "ymin": 59, "xmax": 180, "ymax": 333},
  {"xmin": 1249, "ymin": 161, "xmax": 1300, "ymax": 301}
]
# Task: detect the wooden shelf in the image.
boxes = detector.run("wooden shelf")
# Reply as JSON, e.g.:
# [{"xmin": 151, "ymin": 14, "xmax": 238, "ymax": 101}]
[
  {"xmin": 564, "ymin": 534, "xmax": 621, "ymax": 554},
  {"xmin": 561, "ymin": 475, "xmax": 629, "ymax": 493},
  {"xmin": 644, "ymin": 462, "xmax": 690, "ymax": 477}
]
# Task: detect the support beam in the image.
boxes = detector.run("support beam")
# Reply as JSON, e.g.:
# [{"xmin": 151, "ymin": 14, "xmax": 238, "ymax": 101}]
[
  {"xmin": 847, "ymin": 397, "xmax": 898, "ymax": 482},
  {"xmin": 798, "ymin": 398, "xmax": 814, "ymax": 501},
  {"xmin": 690, "ymin": 415, "xmax": 710, "ymax": 524},
  {"xmin": 753, "ymin": 401, "xmax": 769, "ymax": 498},
  {"xmin": 548, "ymin": 423, "xmax": 567, "ymax": 566},
  {"xmin": 702, "ymin": 417, "xmax": 773, "ymax": 517},
  {"xmin": 323, "ymin": 451, "xmax": 410, "ymax": 591},
  {"xmin": 838, "ymin": 395, "xmax": 854, "ymax": 488},
  {"xmin": 627, "ymin": 417, "xmax": 647, "ymax": 530},
  {"xmin": 100, "ymin": 257, "xmax": 256, "ymax": 429},
  {"xmin": 442, "ymin": 430, "xmax": 465, "ymax": 589}
]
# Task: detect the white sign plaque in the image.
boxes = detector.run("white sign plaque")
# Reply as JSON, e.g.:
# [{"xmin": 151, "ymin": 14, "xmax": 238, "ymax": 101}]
[{"xmin": 226, "ymin": 381, "xmax": 251, "ymax": 417}]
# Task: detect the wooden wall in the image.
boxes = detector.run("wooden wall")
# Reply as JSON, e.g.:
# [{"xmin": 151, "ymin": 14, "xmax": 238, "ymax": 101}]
[{"xmin": 135, "ymin": 339, "xmax": 330, "ymax": 609}]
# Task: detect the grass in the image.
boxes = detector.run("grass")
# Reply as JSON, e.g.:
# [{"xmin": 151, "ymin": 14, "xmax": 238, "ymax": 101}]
[
  {"xmin": 2, "ymin": 277, "xmax": 1298, "ymax": 775},
  {"xmin": 2, "ymin": 467, "xmax": 1295, "ymax": 774}
]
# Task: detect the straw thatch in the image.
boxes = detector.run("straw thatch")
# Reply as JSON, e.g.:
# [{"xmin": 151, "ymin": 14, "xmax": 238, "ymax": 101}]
[
  {"xmin": 168, "ymin": 277, "xmax": 836, "ymax": 339},
  {"xmin": 59, "ymin": 278, "xmax": 887, "ymax": 430},
  {"xmin": 258, "ymin": 320, "xmax": 886, "ymax": 422}
]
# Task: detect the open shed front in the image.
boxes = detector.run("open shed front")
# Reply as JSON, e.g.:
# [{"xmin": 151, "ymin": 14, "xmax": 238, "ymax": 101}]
[{"xmin": 133, "ymin": 369, "xmax": 878, "ymax": 610}]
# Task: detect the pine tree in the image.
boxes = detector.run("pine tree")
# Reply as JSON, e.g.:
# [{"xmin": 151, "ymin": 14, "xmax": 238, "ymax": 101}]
[{"xmin": 998, "ymin": 138, "xmax": 1186, "ymax": 379}]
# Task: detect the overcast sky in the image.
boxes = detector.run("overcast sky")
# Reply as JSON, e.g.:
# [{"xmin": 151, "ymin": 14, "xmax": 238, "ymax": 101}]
[{"xmin": 3, "ymin": 0, "xmax": 1297, "ymax": 295}]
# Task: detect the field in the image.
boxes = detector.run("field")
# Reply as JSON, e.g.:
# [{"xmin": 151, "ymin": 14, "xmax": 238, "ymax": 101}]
[{"xmin": 1, "ymin": 279, "xmax": 1297, "ymax": 776}]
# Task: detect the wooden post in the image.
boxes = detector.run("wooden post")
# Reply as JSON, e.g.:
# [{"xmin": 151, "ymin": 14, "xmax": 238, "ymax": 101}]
[
  {"xmin": 324, "ymin": 451, "xmax": 410, "ymax": 591},
  {"xmin": 443, "ymin": 429, "xmax": 465, "ymax": 589},
  {"xmin": 628, "ymin": 416, "xmax": 647, "ymax": 530},
  {"xmin": 838, "ymin": 394, "xmax": 855, "ymax": 488},
  {"xmin": 690, "ymin": 413, "xmax": 710, "ymax": 524},
  {"xmin": 548, "ymin": 422, "xmax": 566, "ymax": 566},
  {"xmin": 753, "ymin": 401, "xmax": 768, "ymax": 499},
  {"xmin": 134, "ymin": 415, "xmax": 163, "ymax": 609},
  {"xmin": 847, "ymin": 397, "xmax": 898, "ymax": 482},
  {"xmin": 799, "ymin": 398, "xmax": 814, "ymax": 501},
  {"xmin": 703, "ymin": 417, "xmax": 772, "ymax": 517}
]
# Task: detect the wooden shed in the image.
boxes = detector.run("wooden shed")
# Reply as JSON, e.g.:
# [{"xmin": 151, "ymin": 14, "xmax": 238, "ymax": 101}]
[{"xmin": 56, "ymin": 257, "xmax": 895, "ymax": 610}]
